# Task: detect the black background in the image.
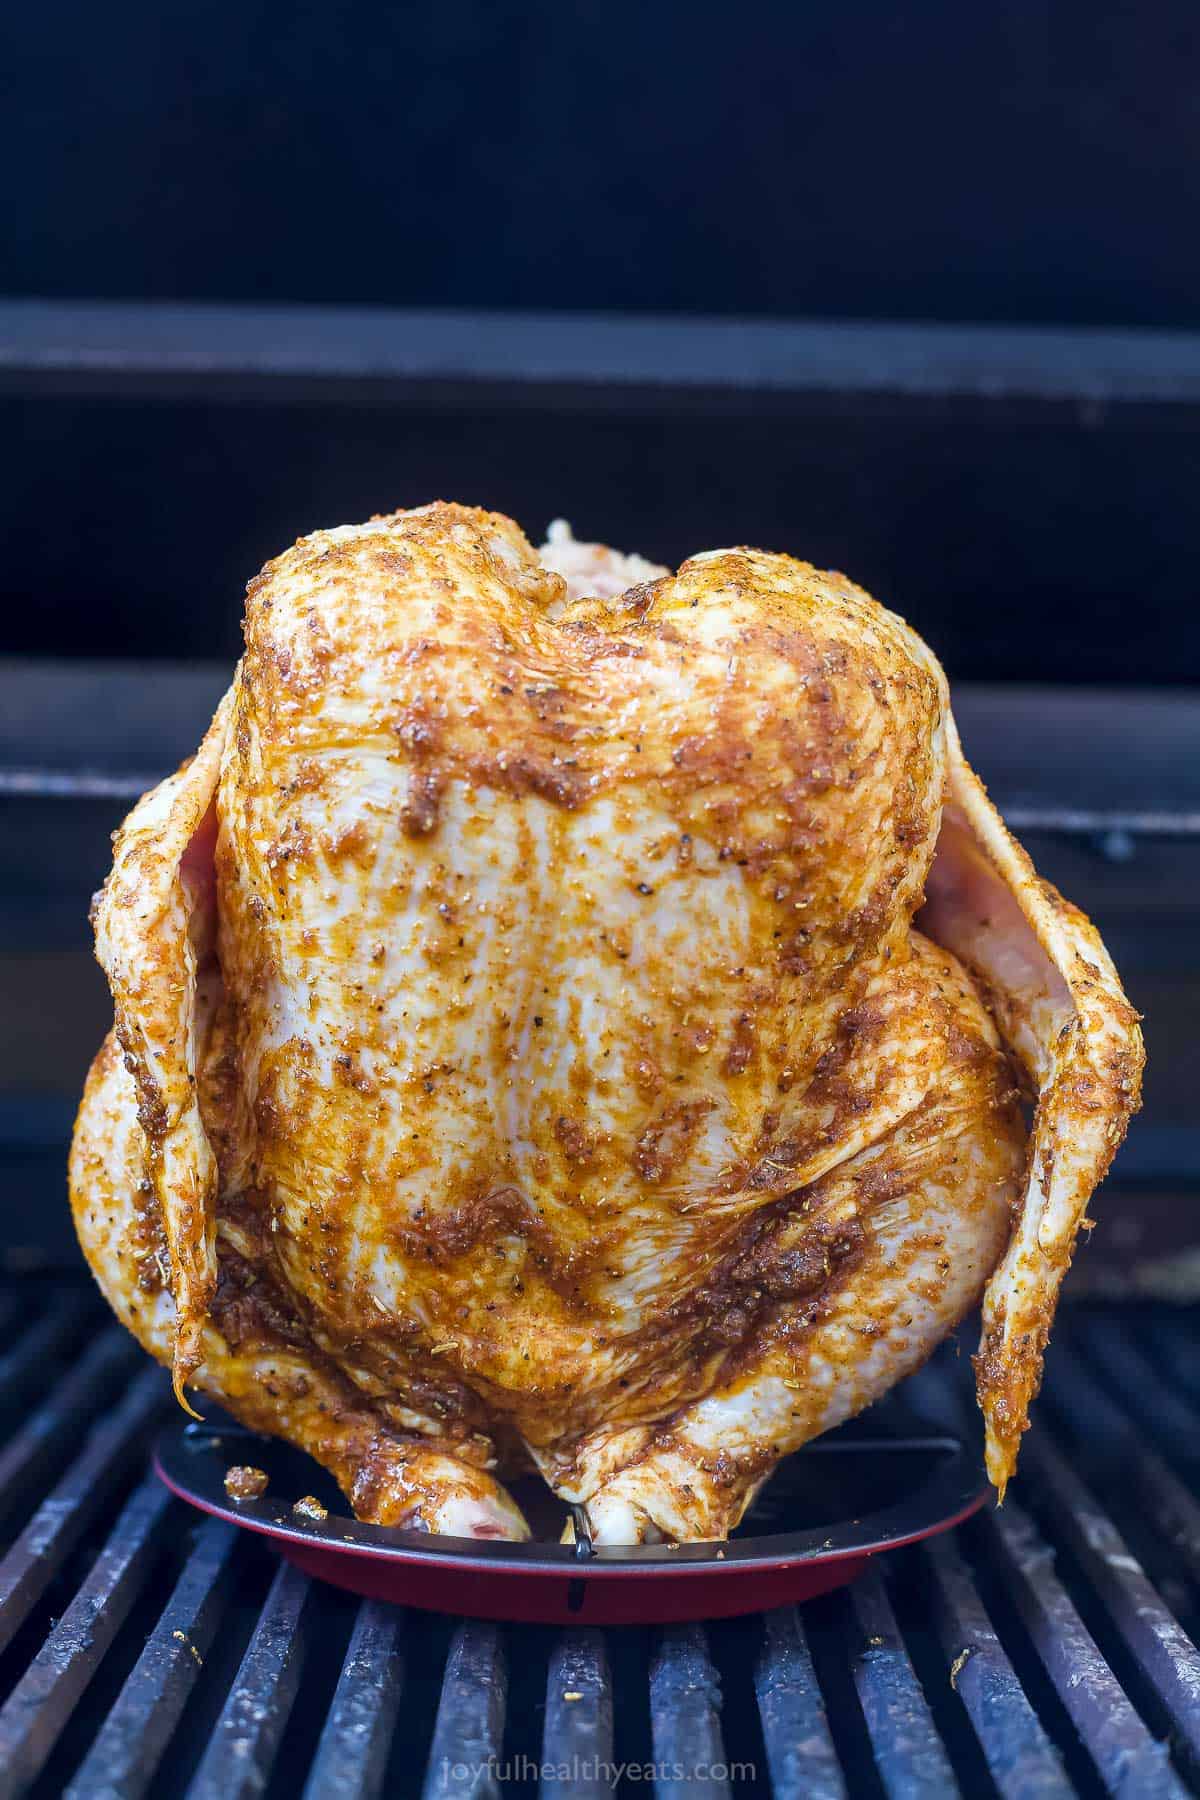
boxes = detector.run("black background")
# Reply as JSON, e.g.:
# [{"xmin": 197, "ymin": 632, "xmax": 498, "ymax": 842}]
[
  {"xmin": 3, "ymin": 0, "xmax": 1200, "ymax": 679},
  {"xmin": 6, "ymin": 0, "xmax": 1200, "ymax": 326}
]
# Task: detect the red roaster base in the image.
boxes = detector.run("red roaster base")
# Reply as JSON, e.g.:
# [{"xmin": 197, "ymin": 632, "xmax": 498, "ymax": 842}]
[
  {"xmin": 269, "ymin": 1538, "xmax": 879, "ymax": 1624},
  {"xmin": 154, "ymin": 1391, "xmax": 988, "ymax": 1625}
]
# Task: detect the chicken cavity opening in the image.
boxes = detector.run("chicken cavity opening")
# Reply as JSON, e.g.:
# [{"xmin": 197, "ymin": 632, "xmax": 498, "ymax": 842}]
[{"xmin": 538, "ymin": 520, "xmax": 670, "ymax": 608}]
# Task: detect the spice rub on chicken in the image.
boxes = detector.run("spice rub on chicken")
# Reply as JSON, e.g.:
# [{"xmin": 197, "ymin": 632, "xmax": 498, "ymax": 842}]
[{"xmin": 71, "ymin": 504, "xmax": 1142, "ymax": 1542}]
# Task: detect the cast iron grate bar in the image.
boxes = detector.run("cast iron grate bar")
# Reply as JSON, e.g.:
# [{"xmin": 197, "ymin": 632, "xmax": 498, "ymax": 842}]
[
  {"xmin": 1144, "ymin": 1316, "xmax": 1200, "ymax": 1410},
  {"xmin": 923, "ymin": 1531, "xmax": 1073, "ymax": 1797},
  {"xmin": 0, "ymin": 1295, "xmax": 98, "ymax": 1417},
  {"xmin": 649, "ymin": 1623, "xmax": 731, "ymax": 1799},
  {"xmin": 754, "ymin": 1606, "xmax": 846, "ymax": 1799},
  {"xmin": 1020, "ymin": 1433, "xmax": 1200, "ymax": 1782},
  {"xmin": 540, "ymin": 1629, "xmax": 613, "ymax": 1800},
  {"xmin": 302, "ymin": 1599, "xmax": 406, "ymax": 1800},
  {"xmin": 1071, "ymin": 1318, "xmax": 1200, "ymax": 1471},
  {"xmin": 63, "ymin": 1516, "xmax": 240, "ymax": 1800},
  {"xmin": 186, "ymin": 1559, "xmax": 313, "ymax": 1800},
  {"xmin": 845, "ymin": 1566, "xmax": 960, "ymax": 1798},
  {"xmin": 1039, "ymin": 1337, "xmax": 1200, "ymax": 1595},
  {"xmin": 0, "ymin": 1331, "xmax": 140, "ymax": 1530},
  {"xmin": 422, "ymin": 1620, "xmax": 507, "ymax": 1800},
  {"xmin": 0, "ymin": 1363, "xmax": 167, "ymax": 1659},
  {"xmin": 1, "ymin": 1290, "xmax": 1200, "ymax": 1796},
  {"xmin": 0, "ymin": 1296, "xmax": 20, "ymax": 1346},
  {"xmin": 0, "ymin": 1472, "xmax": 173, "ymax": 1799},
  {"xmin": 973, "ymin": 1500, "xmax": 1187, "ymax": 1797}
]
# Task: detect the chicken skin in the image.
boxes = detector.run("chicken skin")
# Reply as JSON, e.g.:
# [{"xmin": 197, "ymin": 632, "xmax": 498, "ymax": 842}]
[{"xmin": 71, "ymin": 504, "xmax": 1142, "ymax": 1542}]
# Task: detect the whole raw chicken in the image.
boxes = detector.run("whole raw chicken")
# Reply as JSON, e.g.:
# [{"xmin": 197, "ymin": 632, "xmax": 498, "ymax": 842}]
[{"xmin": 71, "ymin": 504, "xmax": 1142, "ymax": 1543}]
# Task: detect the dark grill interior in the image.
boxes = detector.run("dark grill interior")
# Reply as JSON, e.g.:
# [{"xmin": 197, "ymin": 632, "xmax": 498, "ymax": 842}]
[
  {"xmin": 2, "ymin": 316, "xmax": 1198, "ymax": 1796},
  {"xmin": 0, "ymin": 1284, "xmax": 1195, "ymax": 1797}
]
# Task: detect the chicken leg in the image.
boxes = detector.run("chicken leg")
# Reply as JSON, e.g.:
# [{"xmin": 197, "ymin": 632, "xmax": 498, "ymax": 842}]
[
  {"xmin": 559, "ymin": 930, "xmax": 1022, "ymax": 1541},
  {"xmin": 72, "ymin": 1029, "xmax": 531, "ymax": 1539}
]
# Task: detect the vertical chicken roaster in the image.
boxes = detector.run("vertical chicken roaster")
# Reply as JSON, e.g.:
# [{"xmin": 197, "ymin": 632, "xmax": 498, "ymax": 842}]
[{"xmin": 71, "ymin": 504, "xmax": 1142, "ymax": 1542}]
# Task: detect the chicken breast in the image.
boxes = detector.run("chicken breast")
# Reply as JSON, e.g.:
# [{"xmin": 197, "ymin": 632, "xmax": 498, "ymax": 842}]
[{"xmin": 71, "ymin": 504, "xmax": 1142, "ymax": 1540}]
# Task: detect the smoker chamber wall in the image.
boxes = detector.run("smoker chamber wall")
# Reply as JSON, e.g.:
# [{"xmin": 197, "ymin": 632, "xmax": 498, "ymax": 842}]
[{"xmin": 3, "ymin": 302, "xmax": 1200, "ymax": 681}]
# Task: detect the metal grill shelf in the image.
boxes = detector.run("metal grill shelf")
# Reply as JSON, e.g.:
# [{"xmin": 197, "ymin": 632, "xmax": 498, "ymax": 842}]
[{"xmin": 0, "ymin": 1284, "xmax": 1198, "ymax": 1797}]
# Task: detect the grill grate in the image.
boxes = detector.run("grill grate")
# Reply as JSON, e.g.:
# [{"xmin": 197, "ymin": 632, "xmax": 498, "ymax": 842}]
[{"xmin": 0, "ymin": 1284, "xmax": 1198, "ymax": 1797}]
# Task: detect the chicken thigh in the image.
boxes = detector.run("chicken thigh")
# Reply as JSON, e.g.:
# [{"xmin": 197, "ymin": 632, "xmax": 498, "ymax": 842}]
[{"xmin": 72, "ymin": 504, "xmax": 1142, "ymax": 1541}]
